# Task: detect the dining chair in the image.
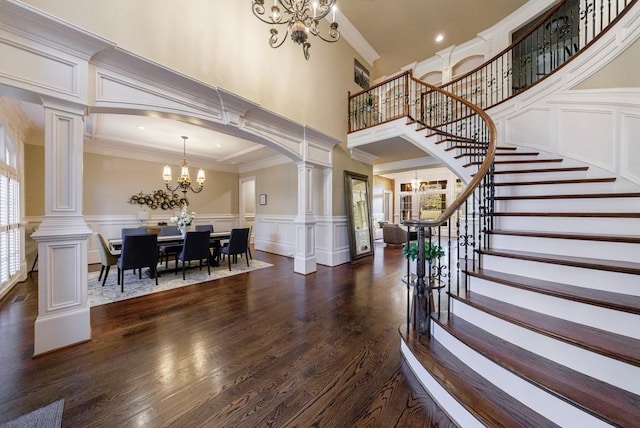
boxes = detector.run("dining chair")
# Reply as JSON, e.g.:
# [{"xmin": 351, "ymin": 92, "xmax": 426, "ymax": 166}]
[
  {"xmin": 116, "ymin": 234, "xmax": 158, "ymax": 292},
  {"xmin": 159, "ymin": 225, "xmax": 182, "ymax": 268},
  {"xmin": 93, "ymin": 232, "xmax": 120, "ymax": 287},
  {"xmin": 121, "ymin": 226, "xmax": 150, "ymax": 274},
  {"xmin": 194, "ymin": 224, "xmax": 221, "ymax": 264},
  {"xmin": 220, "ymin": 227, "xmax": 250, "ymax": 271},
  {"xmin": 175, "ymin": 231, "xmax": 211, "ymax": 280}
]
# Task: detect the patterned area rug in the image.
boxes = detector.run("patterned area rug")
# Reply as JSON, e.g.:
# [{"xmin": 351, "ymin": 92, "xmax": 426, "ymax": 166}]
[
  {"xmin": 88, "ymin": 259, "xmax": 272, "ymax": 307},
  {"xmin": 0, "ymin": 399, "xmax": 64, "ymax": 428}
]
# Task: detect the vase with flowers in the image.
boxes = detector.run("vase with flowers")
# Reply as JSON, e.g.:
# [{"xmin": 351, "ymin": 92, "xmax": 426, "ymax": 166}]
[{"xmin": 170, "ymin": 204, "xmax": 196, "ymax": 237}]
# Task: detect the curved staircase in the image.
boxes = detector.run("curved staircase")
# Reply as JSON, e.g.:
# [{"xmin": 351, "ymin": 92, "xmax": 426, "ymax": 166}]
[
  {"xmin": 402, "ymin": 146, "xmax": 640, "ymax": 427},
  {"xmin": 348, "ymin": 0, "xmax": 640, "ymax": 425}
]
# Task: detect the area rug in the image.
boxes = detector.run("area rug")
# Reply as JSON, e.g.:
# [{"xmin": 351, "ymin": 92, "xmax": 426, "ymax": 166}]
[
  {"xmin": 0, "ymin": 399, "xmax": 64, "ymax": 428},
  {"xmin": 88, "ymin": 259, "xmax": 272, "ymax": 307}
]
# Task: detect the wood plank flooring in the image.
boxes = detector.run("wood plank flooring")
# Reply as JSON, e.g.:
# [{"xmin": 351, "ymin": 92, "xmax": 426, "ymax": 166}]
[{"xmin": 0, "ymin": 242, "xmax": 454, "ymax": 427}]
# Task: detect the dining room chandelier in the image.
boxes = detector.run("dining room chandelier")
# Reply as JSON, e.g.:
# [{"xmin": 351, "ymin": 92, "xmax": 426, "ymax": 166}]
[
  {"xmin": 251, "ymin": 0, "xmax": 340, "ymax": 60},
  {"xmin": 162, "ymin": 136, "xmax": 205, "ymax": 195}
]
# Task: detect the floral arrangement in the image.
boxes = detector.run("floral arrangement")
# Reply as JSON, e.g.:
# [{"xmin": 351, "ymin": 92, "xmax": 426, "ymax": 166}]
[{"xmin": 170, "ymin": 204, "xmax": 196, "ymax": 227}]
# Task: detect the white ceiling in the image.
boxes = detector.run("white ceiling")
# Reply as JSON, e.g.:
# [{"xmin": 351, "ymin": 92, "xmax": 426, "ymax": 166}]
[{"xmin": 16, "ymin": 1, "xmax": 528, "ymax": 172}]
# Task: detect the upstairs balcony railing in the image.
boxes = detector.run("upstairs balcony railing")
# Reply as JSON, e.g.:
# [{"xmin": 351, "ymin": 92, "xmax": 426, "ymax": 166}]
[{"xmin": 347, "ymin": 0, "xmax": 636, "ymax": 337}]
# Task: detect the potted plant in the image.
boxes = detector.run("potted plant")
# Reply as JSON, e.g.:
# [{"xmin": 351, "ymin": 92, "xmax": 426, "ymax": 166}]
[{"xmin": 402, "ymin": 241, "xmax": 445, "ymax": 261}]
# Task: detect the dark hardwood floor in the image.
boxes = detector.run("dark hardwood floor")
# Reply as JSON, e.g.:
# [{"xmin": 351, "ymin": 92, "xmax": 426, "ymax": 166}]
[{"xmin": 0, "ymin": 241, "xmax": 454, "ymax": 427}]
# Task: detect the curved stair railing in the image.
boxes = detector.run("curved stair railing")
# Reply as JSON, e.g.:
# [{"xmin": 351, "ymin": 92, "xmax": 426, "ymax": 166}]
[
  {"xmin": 440, "ymin": 0, "xmax": 637, "ymax": 109},
  {"xmin": 347, "ymin": 0, "xmax": 637, "ymax": 337}
]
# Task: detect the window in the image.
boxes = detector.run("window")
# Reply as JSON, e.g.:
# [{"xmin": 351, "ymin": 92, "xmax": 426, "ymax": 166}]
[{"xmin": 0, "ymin": 126, "xmax": 20, "ymax": 288}]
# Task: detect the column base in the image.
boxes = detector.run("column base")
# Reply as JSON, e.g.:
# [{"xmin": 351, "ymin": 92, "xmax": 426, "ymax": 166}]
[
  {"xmin": 294, "ymin": 255, "xmax": 317, "ymax": 275},
  {"xmin": 34, "ymin": 307, "xmax": 90, "ymax": 356}
]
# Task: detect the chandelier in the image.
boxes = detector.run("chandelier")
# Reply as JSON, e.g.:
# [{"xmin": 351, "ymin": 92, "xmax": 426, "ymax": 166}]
[
  {"xmin": 162, "ymin": 136, "xmax": 205, "ymax": 195},
  {"xmin": 251, "ymin": 0, "xmax": 340, "ymax": 60}
]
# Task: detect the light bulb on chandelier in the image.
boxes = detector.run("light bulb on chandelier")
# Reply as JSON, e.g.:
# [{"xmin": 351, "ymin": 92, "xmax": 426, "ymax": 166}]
[
  {"xmin": 251, "ymin": 0, "xmax": 340, "ymax": 60},
  {"xmin": 162, "ymin": 136, "xmax": 205, "ymax": 195}
]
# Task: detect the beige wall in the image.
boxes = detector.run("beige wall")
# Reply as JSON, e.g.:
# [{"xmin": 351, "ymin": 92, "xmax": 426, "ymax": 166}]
[
  {"xmin": 24, "ymin": 144, "xmax": 238, "ymax": 217},
  {"xmin": 252, "ymin": 162, "xmax": 298, "ymax": 216},
  {"xmin": 574, "ymin": 39, "xmax": 640, "ymax": 89},
  {"xmin": 24, "ymin": 143, "xmax": 44, "ymax": 216},
  {"xmin": 21, "ymin": 0, "xmax": 371, "ymax": 219},
  {"xmin": 22, "ymin": 0, "xmax": 367, "ymax": 141}
]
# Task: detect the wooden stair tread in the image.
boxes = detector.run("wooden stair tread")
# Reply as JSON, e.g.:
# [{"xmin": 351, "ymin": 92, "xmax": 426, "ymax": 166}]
[
  {"xmin": 488, "ymin": 228, "xmax": 640, "ymax": 244},
  {"xmin": 399, "ymin": 328, "xmax": 558, "ymax": 428},
  {"xmin": 445, "ymin": 145, "xmax": 515, "ymax": 152},
  {"xmin": 493, "ymin": 211, "xmax": 640, "ymax": 218},
  {"xmin": 453, "ymin": 291, "xmax": 640, "ymax": 366},
  {"xmin": 466, "ymin": 267, "xmax": 640, "ymax": 315},
  {"xmin": 495, "ymin": 177, "xmax": 616, "ymax": 186},
  {"xmin": 455, "ymin": 151, "xmax": 538, "ymax": 160},
  {"xmin": 465, "ymin": 158, "xmax": 563, "ymax": 167},
  {"xmin": 480, "ymin": 247, "xmax": 640, "ymax": 276},
  {"xmin": 494, "ymin": 192, "xmax": 640, "ymax": 200},
  {"xmin": 434, "ymin": 315, "xmax": 640, "ymax": 427}
]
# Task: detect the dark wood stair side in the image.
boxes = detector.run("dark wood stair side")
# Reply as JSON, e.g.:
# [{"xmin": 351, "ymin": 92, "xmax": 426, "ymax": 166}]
[
  {"xmin": 465, "ymin": 158, "xmax": 563, "ymax": 168},
  {"xmin": 479, "ymin": 247, "xmax": 640, "ymax": 276},
  {"xmin": 488, "ymin": 228, "xmax": 640, "ymax": 244},
  {"xmin": 399, "ymin": 328, "xmax": 559, "ymax": 428},
  {"xmin": 433, "ymin": 315, "xmax": 640, "ymax": 427},
  {"xmin": 451, "ymin": 291, "xmax": 640, "ymax": 366},
  {"xmin": 494, "ymin": 191, "xmax": 640, "ymax": 200},
  {"xmin": 494, "ymin": 177, "xmax": 616, "ymax": 186},
  {"xmin": 465, "ymin": 267, "xmax": 640, "ymax": 315}
]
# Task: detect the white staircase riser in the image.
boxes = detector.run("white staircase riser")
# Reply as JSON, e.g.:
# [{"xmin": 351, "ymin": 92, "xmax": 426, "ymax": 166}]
[
  {"xmin": 431, "ymin": 320, "xmax": 613, "ymax": 427},
  {"xmin": 494, "ymin": 170, "xmax": 590, "ymax": 183},
  {"xmin": 480, "ymin": 254, "xmax": 640, "ymax": 296},
  {"xmin": 451, "ymin": 299, "xmax": 640, "ymax": 395},
  {"xmin": 493, "ymin": 216, "xmax": 640, "ymax": 234},
  {"xmin": 495, "ymin": 197, "xmax": 640, "ymax": 212},
  {"xmin": 494, "ymin": 182, "xmax": 628, "ymax": 196},
  {"xmin": 469, "ymin": 278, "xmax": 640, "ymax": 339},
  {"xmin": 489, "ymin": 235, "xmax": 640, "ymax": 263}
]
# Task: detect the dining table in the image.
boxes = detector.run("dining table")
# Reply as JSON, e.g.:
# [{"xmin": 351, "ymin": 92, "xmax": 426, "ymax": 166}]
[{"xmin": 108, "ymin": 231, "xmax": 231, "ymax": 274}]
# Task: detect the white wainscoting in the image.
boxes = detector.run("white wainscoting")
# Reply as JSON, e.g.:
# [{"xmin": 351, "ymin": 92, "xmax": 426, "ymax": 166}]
[
  {"xmin": 495, "ymin": 90, "xmax": 640, "ymax": 186},
  {"xmin": 254, "ymin": 215, "xmax": 350, "ymax": 267}
]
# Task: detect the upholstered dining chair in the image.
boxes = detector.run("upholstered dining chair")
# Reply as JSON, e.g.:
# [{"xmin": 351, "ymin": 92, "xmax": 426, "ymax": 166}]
[
  {"xmin": 159, "ymin": 225, "xmax": 182, "ymax": 268},
  {"xmin": 116, "ymin": 234, "xmax": 158, "ymax": 292},
  {"xmin": 195, "ymin": 224, "xmax": 221, "ymax": 264},
  {"xmin": 121, "ymin": 226, "xmax": 150, "ymax": 274},
  {"xmin": 175, "ymin": 231, "xmax": 211, "ymax": 280},
  {"xmin": 94, "ymin": 232, "xmax": 120, "ymax": 287},
  {"xmin": 219, "ymin": 227, "xmax": 250, "ymax": 271}
]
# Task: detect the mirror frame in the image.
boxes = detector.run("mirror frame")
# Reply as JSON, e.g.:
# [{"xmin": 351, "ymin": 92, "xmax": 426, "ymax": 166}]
[{"xmin": 344, "ymin": 170, "xmax": 374, "ymax": 262}]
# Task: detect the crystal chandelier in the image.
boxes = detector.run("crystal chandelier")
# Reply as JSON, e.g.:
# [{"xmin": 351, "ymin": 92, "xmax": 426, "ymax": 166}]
[
  {"xmin": 251, "ymin": 0, "xmax": 340, "ymax": 60},
  {"xmin": 162, "ymin": 136, "xmax": 205, "ymax": 195}
]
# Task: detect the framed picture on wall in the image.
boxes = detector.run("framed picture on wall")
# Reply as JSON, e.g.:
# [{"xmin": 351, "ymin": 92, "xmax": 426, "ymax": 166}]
[
  {"xmin": 354, "ymin": 59, "xmax": 370, "ymax": 89},
  {"xmin": 259, "ymin": 194, "xmax": 267, "ymax": 205}
]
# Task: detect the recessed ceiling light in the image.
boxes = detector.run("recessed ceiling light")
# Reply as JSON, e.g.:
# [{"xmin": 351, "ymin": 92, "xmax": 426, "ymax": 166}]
[
  {"xmin": 136, "ymin": 125, "xmax": 144, "ymax": 130},
  {"xmin": 435, "ymin": 34, "xmax": 444, "ymax": 43},
  {"xmin": 216, "ymin": 144, "xmax": 222, "ymax": 148}
]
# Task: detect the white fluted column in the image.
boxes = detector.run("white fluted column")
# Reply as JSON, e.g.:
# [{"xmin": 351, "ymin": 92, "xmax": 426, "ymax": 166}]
[
  {"xmin": 31, "ymin": 100, "xmax": 92, "ymax": 355},
  {"xmin": 294, "ymin": 162, "xmax": 317, "ymax": 274}
]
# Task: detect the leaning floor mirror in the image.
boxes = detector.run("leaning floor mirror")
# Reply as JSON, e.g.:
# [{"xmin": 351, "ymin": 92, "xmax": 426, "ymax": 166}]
[{"xmin": 344, "ymin": 171, "xmax": 374, "ymax": 262}]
